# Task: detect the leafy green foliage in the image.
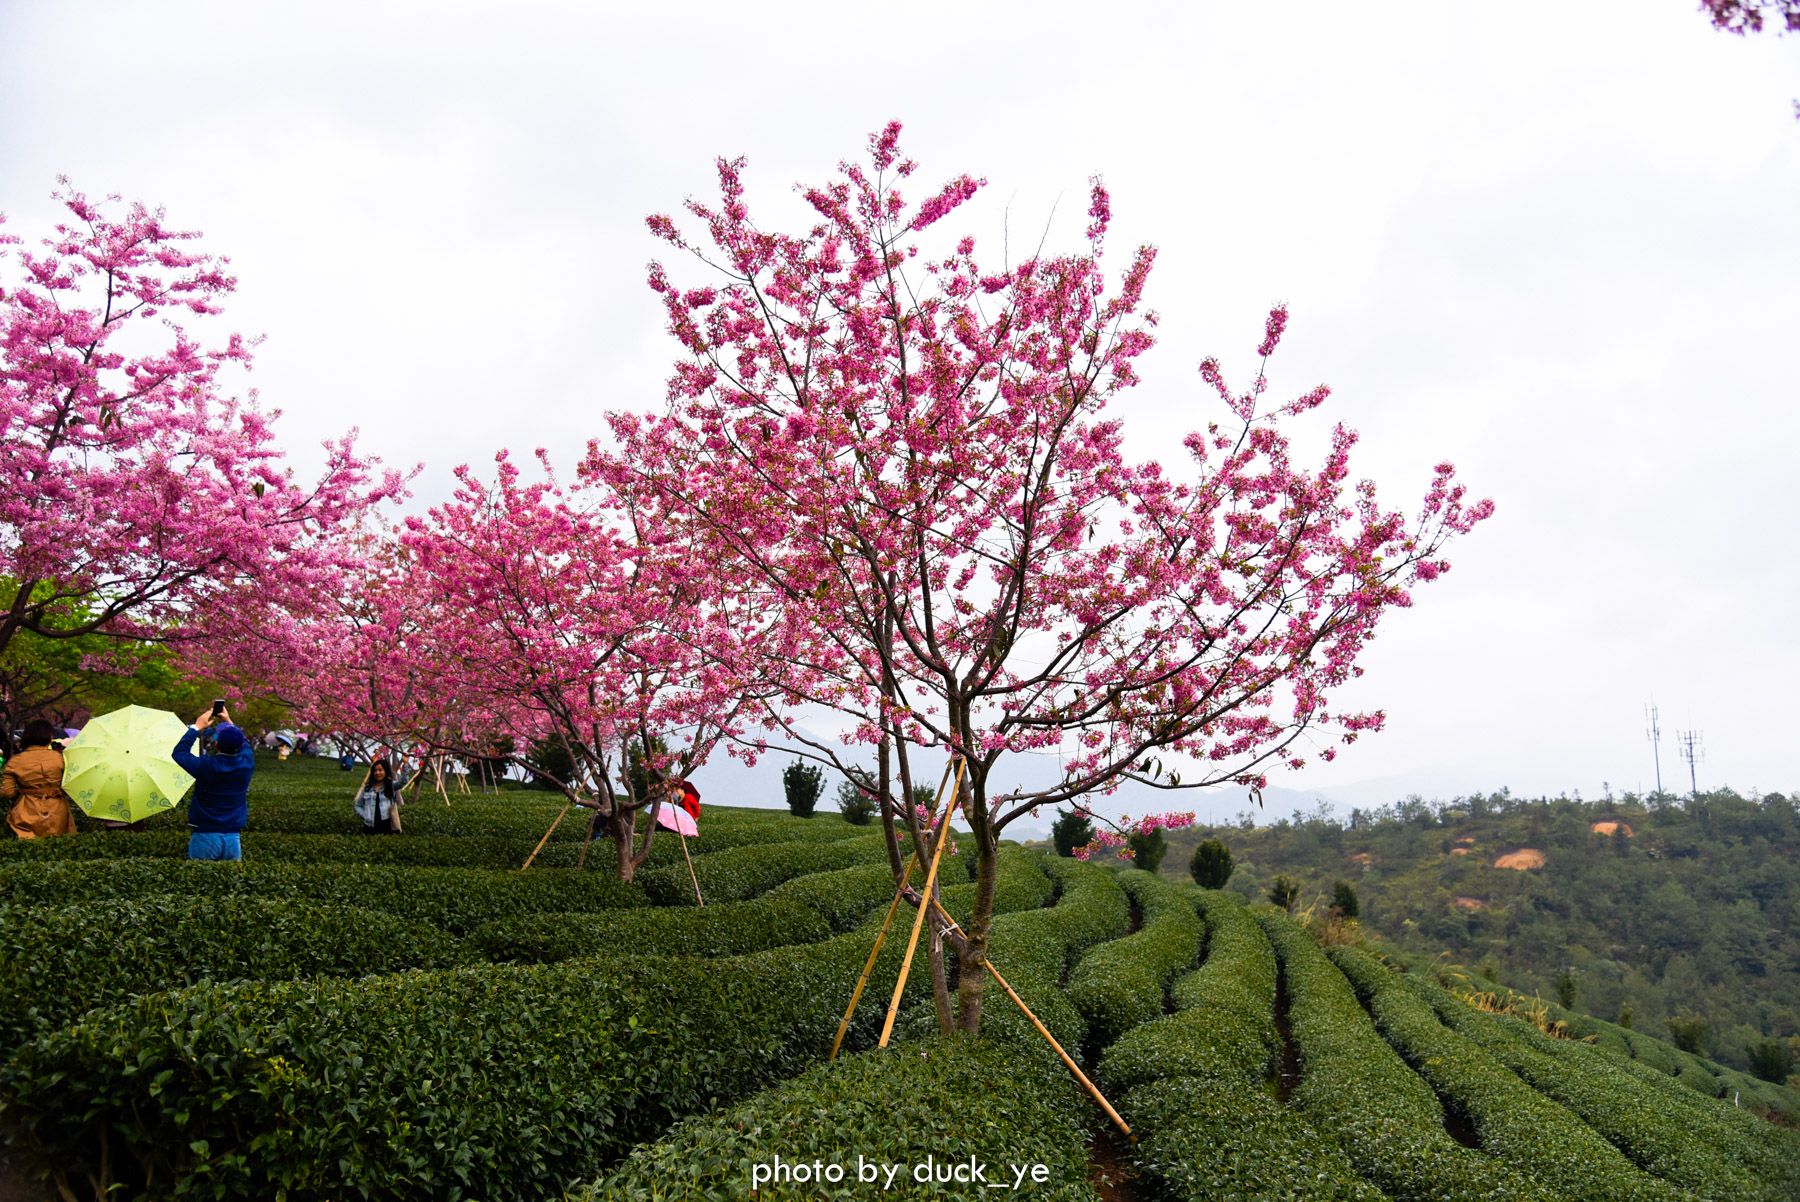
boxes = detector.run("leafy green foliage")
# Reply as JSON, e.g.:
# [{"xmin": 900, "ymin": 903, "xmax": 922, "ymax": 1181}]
[
  {"xmin": 833, "ymin": 769, "xmax": 877, "ymax": 826},
  {"xmin": 0, "ymin": 895, "xmax": 462, "ymax": 1047},
  {"xmin": 0, "ymin": 858, "xmax": 644, "ymax": 934},
  {"xmin": 782, "ymin": 760, "xmax": 823, "ymax": 817},
  {"xmin": 1125, "ymin": 827, "xmax": 1166, "ymax": 873},
  {"xmin": 465, "ymin": 897, "xmax": 830, "ymax": 964},
  {"xmin": 1259, "ymin": 911, "xmax": 1560, "ymax": 1201},
  {"xmin": 1266, "ymin": 874, "xmax": 1299, "ymax": 912},
  {"xmin": 1749, "ymin": 1038, "xmax": 1794, "ymax": 1083},
  {"xmin": 1165, "ymin": 787, "xmax": 1800, "ymax": 1078},
  {"xmin": 576, "ymin": 1037, "xmax": 1101, "ymax": 1202},
  {"xmin": 1066, "ymin": 869, "xmax": 1201, "ymax": 1048},
  {"xmin": 1051, "ymin": 807, "xmax": 1094, "ymax": 858},
  {"xmin": 1406, "ymin": 970, "xmax": 1800, "ymax": 1200},
  {"xmin": 636, "ymin": 835, "xmax": 888, "ymax": 905},
  {"xmin": 1332, "ymin": 879, "xmax": 1360, "ymax": 919},
  {"xmin": 1330, "ymin": 944, "xmax": 1685, "ymax": 1201},
  {"xmin": 1188, "ymin": 837, "xmax": 1233, "ymax": 888}
]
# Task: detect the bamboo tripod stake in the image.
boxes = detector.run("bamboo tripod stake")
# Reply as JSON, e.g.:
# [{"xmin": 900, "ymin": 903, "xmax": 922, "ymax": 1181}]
[
  {"xmin": 877, "ymin": 757, "xmax": 966, "ymax": 1048},
  {"xmin": 827, "ymin": 758, "xmax": 960, "ymax": 1061},
  {"xmin": 928, "ymin": 896, "xmax": 1132, "ymax": 1139},
  {"xmin": 678, "ymin": 832, "xmax": 704, "ymax": 906},
  {"xmin": 521, "ymin": 799, "xmax": 573, "ymax": 870}
]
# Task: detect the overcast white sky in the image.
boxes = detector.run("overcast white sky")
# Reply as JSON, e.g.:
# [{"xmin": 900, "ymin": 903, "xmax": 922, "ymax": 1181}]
[{"xmin": 4, "ymin": 1, "xmax": 1795, "ymax": 811}]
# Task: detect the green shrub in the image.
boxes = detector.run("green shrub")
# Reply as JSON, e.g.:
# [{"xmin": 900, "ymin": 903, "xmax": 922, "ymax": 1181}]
[
  {"xmin": 1189, "ymin": 837, "xmax": 1233, "ymax": 888},
  {"xmin": 1749, "ymin": 1038, "xmax": 1795, "ymax": 1084},
  {"xmin": 464, "ymin": 896, "xmax": 830, "ymax": 964},
  {"xmin": 1258, "ymin": 912, "xmax": 1558, "ymax": 1202},
  {"xmin": 1051, "ymin": 807, "xmax": 1094, "ymax": 858},
  {"xmin": 1266, "ymin": 875, "xmax": 1299, "ymax": 912},
  {"xmin": 1123, "ymin": 1075, "xmax": 1383, "ymax": 1202},
  {"xmin": 1066, "ymin": 870, "xmax": 1201, "ymax": 1048},
  {"xmin": 1665, "ymin": 1014, "xmax": 1709, "ymax": 1055},
  {"xmin": 1409, "ymin": 974, "xmax": 1796, "ymax": 1200},
  {"xmin": 0, "ymin": 895, "xmax": 462, "ymax": 1048},
  {"xmin": 956, "ymin": 858, "xmax": 1131, "ymax": 1051},
  {"xmin": 782, "ymin": 760, "xmax": 824, "ymax": 817},
  {"xmin": 833, "ymin": 769, "xmax": 878, "ymax": 826},
  {"xmin": 1329, "ymin": 945, "xmax": 1683, "ymax": 1202},
  {"xmin": 0, "ymin": 859, "xmax": 643, "ymax": 934},
  {"xmin": 764, "ymin": 861, "xmax": 900, "ymax": 931},
  {"xmin": 637, "ymin": 836, "xmax": 888, "ymax": 906},
  {"xmin": 0, "ymin": 921, "xmax": 948, "ymax": 1202},
  {"xmin": 1331, "ymin": 880, "xmax": 1360, "ymax": 919},
  {"xmin": 1124, "ymin": 827, "xmax": 1166, "ymax": 873},
  {"xmin": 575, "ymin": 1037, "xmax": 1101, "ymax": 1202},
  {"xmin": 1099, "ymin": 891, "xmax": 1275, "ymax": 1095}
]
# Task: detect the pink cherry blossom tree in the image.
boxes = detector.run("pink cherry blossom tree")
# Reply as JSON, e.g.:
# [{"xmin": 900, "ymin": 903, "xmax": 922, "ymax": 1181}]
[
  {"xmin": 0, "ymin": 182, "xmax": 407, "ymax": 720},
  {"xmin": 370, "ymin": 451, "xmax": 768, "ymax": 879},
  {"xmin": 599, "ymin": 124, "xmax": 1494, "ymax": 1031}
]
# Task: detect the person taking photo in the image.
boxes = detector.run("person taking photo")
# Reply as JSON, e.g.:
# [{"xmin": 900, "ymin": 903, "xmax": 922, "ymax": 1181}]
[{"xmin": 172, "ymin": 704, "xmax": 255, "ymax": 860}]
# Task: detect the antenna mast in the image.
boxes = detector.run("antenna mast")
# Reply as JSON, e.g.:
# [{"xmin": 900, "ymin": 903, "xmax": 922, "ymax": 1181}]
[
  {"xmin": 1645, "ymin": 702, "xmax": 1663, "ymax": 795},
  {"xmin": 1677, "ymin": 729, "xmax": 1703, "ymax": 799}
]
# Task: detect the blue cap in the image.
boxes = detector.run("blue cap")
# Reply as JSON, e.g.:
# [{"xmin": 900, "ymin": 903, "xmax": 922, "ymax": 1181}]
[{"xmin": 214, "ymin": 724, "xmax": 247, "ymax": 754}]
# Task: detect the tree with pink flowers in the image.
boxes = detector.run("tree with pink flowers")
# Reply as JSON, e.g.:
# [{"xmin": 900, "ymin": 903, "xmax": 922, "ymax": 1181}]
[
  {"xmin": 599, "ymin": 124, "xmax": 1494, "ymax": 1032},
  {"xmin": 0, "ymin": 183, "xmax": 406, "ymax": 724},
  {"xmin": 367, "ymin": 452, "xmax": 768, "ymax": 879}
]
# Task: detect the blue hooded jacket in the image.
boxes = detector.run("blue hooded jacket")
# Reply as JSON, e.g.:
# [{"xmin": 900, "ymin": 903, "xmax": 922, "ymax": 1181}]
[{"xmin": 172, "ymin": 727, "xmax": 255, "ymax": 833}]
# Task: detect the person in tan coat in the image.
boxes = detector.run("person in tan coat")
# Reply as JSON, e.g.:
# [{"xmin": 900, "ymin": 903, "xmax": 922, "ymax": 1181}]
[{"xmin": 3, "ymin": 719, "xmax": 77, "ymax": 839}]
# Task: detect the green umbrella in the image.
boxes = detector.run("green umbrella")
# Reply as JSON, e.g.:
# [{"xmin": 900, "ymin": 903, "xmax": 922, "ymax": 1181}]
[{"xmin": 62, "ymin": 705, "xmax": 194, "ymax": 823}]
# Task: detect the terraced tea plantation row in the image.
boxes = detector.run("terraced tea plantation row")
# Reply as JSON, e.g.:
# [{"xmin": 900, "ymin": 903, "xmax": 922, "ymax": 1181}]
[{"xmin": 1, "ymin": 758, "xmax": 1796, "ymax": 1200}]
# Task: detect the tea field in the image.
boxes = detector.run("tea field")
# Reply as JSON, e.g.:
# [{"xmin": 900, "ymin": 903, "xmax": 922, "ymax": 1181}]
[{"xmin": 1, "ymin": 757, "xmax": 1796, "ymax": 1200}]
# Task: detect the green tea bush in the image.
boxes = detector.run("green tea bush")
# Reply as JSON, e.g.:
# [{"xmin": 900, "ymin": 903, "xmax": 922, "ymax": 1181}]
[
  {"xmin": 763, "ymin": 861, "xmax": 899, "ymax": 931},
  {"xmin": 969, "ymin": 858, "xmax": 1130, "ymax": 1051},
  {"xmin": 1123, "ymin": 1076, "xmax": 1383, "ymax": 1202},
  {"xmin": 1258, "ymin": 913, "xmax": 1558, "ymax": 1202},
  {"xmin": 1407, "ymin": 974, "xmax": 1796, "ymax": 1200},
  {"xmin": 0, "ymin": 919, "xmax": 951, "ymax": 1202},
  {"xmin": 575, "ymin": 1037, "xmax": 1101, "ymax": 1202},
  {"xmin": 1099, "ymin": 891, "xmax": 1275, "ymax": 1095},
  {"xmin": 1330, "ymin": 945, "xmax": 1683, "ymax": 1202},
  {"xmin": 0, "ymin": 895, "xmax": 462, "ymax": 1048},
  {"xmin": 1065, "ymin": 869, "xmax": 1202, "ymax": 1048},
  {"xmin": 1093, "ymin": 893, "xmax": 1381, "ymax": 1200},
  {"xmin": 464, "ymin": 896, "xmax": 830, "ymax": 963},
  {"xmin": 637, "ymin": 836, "xmax": 889, "ymax": 905},
  {"xmin": 0, "ymin": 859, "xmax": 643, "ymax": 934}
]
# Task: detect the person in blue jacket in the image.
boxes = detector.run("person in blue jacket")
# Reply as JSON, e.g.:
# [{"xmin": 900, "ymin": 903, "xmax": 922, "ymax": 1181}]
[{"xmin": 171, "ymin": 705, "xmax": 255, "ymax": 861}]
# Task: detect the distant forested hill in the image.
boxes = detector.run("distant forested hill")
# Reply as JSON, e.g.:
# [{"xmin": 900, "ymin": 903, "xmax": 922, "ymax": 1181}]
[{"xmin": 1135, "ymin": 788, "xmax": 1799, "ymax": 1082}]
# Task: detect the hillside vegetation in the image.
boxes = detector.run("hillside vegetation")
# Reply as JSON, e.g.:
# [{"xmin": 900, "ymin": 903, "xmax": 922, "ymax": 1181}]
[
  {"xmin": 1, "ymin": 757, "xmax": 1796, "ymax": 1200},
  {"xmin": 1151, "ymin": 787, "xmax": 1799, "ymax": 1082}
]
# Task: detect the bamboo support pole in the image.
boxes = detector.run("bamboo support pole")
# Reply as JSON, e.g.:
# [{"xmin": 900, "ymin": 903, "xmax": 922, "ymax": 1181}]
[
  {"xmin": 928, "ymin": 896, "xmax": 1132, "ymax": 1139},
  {"xmin": 828, "ymin": 843, "xmax": 922, "ymax": 1061},
  {"xmin": 521, "ymin": 799, "xmax": 573, "ymax": 870},
  {"xmin": 877, "ymin": 757, "xmax": 966, "ymax": 1048},
  {"xmin": 679, "ymin": 833, "xmax": 704, "ymax": 907}
]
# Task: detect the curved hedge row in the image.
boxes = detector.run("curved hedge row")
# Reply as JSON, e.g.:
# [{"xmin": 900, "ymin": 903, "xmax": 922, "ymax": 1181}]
[
  {"xmin": 1065, "ymin": 869, "xmax": 1202, "ymax": 1049},
  {"xmin": 967, "ymin": 858, "xmax": 1130, "ymax": 1051},
  {"xmin": 574, "ymin": 1036, "xmax": 1102, "ymax": 1202},
  {"xmin": 1329, "ymin": 945, "xmax": 1684, "ymax": 1202},
  {"xmin": 1098, "ymin": 890, "xmax": 1275, "ymax": 1095},
  {"xmin": 1404, "ymin": 973, "xmax": 1794, "ymax": 1201},
  {"xmin": 0, "ymin": 916, "xmax": 951, "ymax": 1202},
  {"xmin": 637, "ymin": 836, "xmax": 889, "ymax": 905},
  {"xmin": 465, "ymin": 896, "xmax": 831, "ymax": 963},
  {"xmin": 1098, "ymin": 893, "xmax": 1382, "ymax": 1201},
  {"xmin": 1257, "ymin": 913, "xmax": 1558, "ymax": 1202},
  {"xmin": 0, "ymin": 895, "xmax": 463, "ymax": 1049},
  {"xmin": 0, "ymin": 859, "xmax": 643, "ymax": 934}
]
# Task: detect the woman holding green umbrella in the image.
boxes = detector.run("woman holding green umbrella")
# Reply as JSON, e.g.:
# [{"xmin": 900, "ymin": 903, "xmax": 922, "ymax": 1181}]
[{"xmin": 2, "ymin": 719, "xmax": 77, "ymax": 839}]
